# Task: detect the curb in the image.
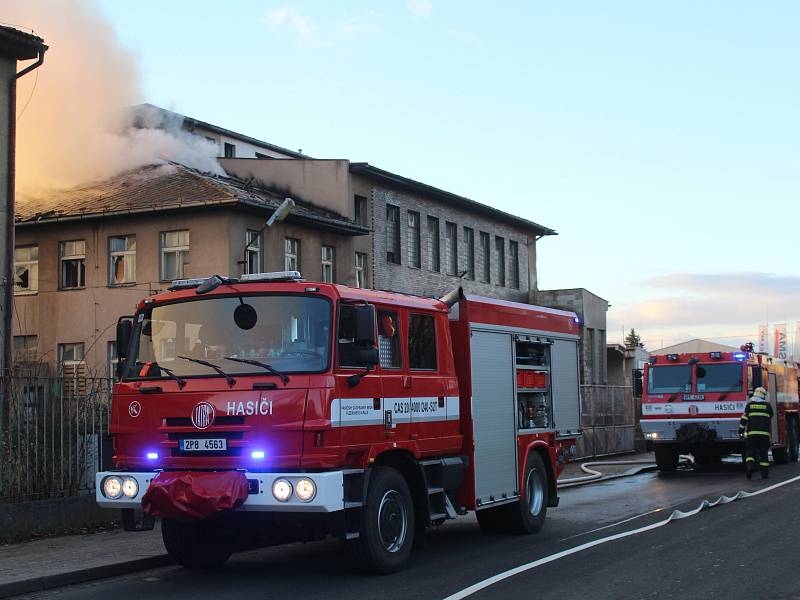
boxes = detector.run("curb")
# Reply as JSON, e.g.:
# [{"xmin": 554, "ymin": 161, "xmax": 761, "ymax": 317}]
[{"xmin": 0, "ymin": 554, "xmax": 173, "ymax": 599}]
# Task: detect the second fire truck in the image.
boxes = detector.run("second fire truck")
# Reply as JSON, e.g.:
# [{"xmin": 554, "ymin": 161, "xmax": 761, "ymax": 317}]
[
  {"xmin": 95, "ymin": 272, "xmax": 582, "ymax": 572},
  {"xmin": 641, "ymin": 349, "xmax": 800, "ymax": 471}
]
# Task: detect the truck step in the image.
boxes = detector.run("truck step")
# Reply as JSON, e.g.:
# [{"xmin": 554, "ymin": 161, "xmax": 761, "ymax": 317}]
[
  {"xmin": 429, "ymin": 512, "xmax": 447, "ymax": 521},
  {"xmin": 345, "ymin": 531, "xmax": 360, "ymax": 540},
  {"xmin": 344, "ymin": 501, "xmax": 362, "ymax": 509},
  {"xmin": 427, "ymin": 487, "xmax": 445, "ymax": 495}
]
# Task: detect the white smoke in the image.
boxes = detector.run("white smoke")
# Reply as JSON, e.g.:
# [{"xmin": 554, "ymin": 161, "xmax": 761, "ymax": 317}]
[{"xmin": 7, "ymin": 0, "xmax": 223, "ymax": 198}]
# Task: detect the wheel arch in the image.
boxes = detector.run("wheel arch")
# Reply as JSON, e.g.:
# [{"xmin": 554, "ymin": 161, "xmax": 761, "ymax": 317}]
[
  {"xmin": 373, "ymin": 450, "xmax": 428, "ymax": 524},
  {"xmin": 520, "ymin": 441, "xmax": 557, "ymax": 508}
]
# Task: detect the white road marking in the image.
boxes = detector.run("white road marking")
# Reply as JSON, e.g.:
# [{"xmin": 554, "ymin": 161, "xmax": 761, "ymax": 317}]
[
  {"xmin": 443, "ymin": 474, "xmax": 800, "ymax": 600},
  {"xmin": 558, "ymin": 507, "xmax": 665, "ymax": 542}
]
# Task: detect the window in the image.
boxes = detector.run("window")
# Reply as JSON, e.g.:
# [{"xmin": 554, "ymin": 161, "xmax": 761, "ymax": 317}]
[
  {"xmin": 647, "ymin": 365, "xmax": 692, "ymax": 393},
  {"xmin": 479, "ymin": 232, "xmax": 490, "ymax": 283},
  {"xmin": 285, "ymin": 238, "xmax": 300, "ymax": 271},
  {"xmin": 338, "ymin": 303, "xmax": 376, "ymax": 368},
  {"xmin": 427, "ymin": 216, "xmax": 440, "ymax": 272},
  {"xmin": 224, "ymin": 142, "xmax": 236, "ymax": 158},
  {"xmin": 444, "ymin": 222, "xmax": 457, "ymax": 276},
  {"xmin": 354, "ymin": 195, "xmax": 368, "ymax": 226},
  {"xmin": 160, "ymin": 230, "xmax": 190, "ymax": 281},
  {"xmin": 495, "ymin": 236, "xmax": 506, "ymax": 287},
  {"xmin": 696, "ymin": 363, "xmax": 744, "ymax": 392},
  {"xmin": 255, "ymin": 152, "xmax": 273, "ymax": 159},
  {"xmin": 409, "ymin": 314, "xmax": 436, "ymax": 370},
  {"xmin": 14, "ymin": 245, "xmax": 38, "ymax": 294},
  {"xmin": 407, "ymin": 211, "xmax": 421, "ymax": 268},
  {"xmin": 464, "ymin": 227, "xmax": 475, "ymax": 280},
  {"xmin": 58, "ymin": 342, "xmax": 84, "ymax": 366},
  {"xmin": 321, "ymin": 245, "xmax": 335, "ymax": 283},
  {"xmin": 13, "ymin": 335, "xmax": 37, "ymax": 363},
  {"xmin": 509, "ymin": 240, "xmax": 520, "ymax": 289},
  {"xmin": 378, "ymin": 310, "xmax": 401, "ymax": 368},
  {"xmin": 355, "ymin": 252, "xmax": 368, "ymax": 288},
  {"xmin": 109, "ymin": 235, "xmax": 136, "ymax": 285},
  {"xmin": 107, "ymin": 341, "xmax": 118, "ymax": 379},
  {"xmin": 386, "ymin": 205, "xmax": 401, "ymax": 264},
  {"xmin": 59, "ymin": 240, "xmax": 86, "ymax": 289},
  {"xmin": 245, "ymin": 230, "xmax": 262, "ymax": 275}
]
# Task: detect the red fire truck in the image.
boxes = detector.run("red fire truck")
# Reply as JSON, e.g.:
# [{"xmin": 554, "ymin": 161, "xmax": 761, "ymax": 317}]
[
  {"xmin": 641, "ymin": 349, "xmax": 800, "ymax": 472},
  {"xmin": 95, "ymin": 272, "xmax": 581, "ymax": 572}
]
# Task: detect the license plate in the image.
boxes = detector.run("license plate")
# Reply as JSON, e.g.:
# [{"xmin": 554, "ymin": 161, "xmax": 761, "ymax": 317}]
[{"xmin": 180, "ymin": 438, "xmax": 227, "ymax": 452}]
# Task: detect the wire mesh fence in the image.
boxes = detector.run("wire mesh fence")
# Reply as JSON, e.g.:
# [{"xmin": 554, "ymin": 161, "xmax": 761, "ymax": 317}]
[
  {"xmin": 575, "ymin": 385, "xmax": 636, "ymax": 458},
  {"xmin": 0, "ymin": 374, "xmax": 112, "ymax": 503}
]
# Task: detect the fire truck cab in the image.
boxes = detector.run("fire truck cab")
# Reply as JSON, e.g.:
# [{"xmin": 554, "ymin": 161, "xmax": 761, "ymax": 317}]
[
  {"xmin": 95, "ymin": 272, "xmax": 581, "ymax": 572},
  {"xmin": 641, "ymin": 350, "xmax": 800, "ymax": 471}
]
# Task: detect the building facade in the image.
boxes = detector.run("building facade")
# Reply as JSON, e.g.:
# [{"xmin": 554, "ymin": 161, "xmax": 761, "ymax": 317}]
[
  {"xmin": 221, "ymin": 158, "xmax": 555, "ymax": 302},
  {"xmin": 13, "ymin": 164, "xmax": 367, "ymax": 375}
]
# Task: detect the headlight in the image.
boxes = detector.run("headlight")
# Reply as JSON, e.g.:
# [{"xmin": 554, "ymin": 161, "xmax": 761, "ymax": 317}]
[
  {"xmin": 102, "ymin": 476, "xmax": 123, "ymax": 499},
  {"xmin": 645, "ymin": 432, "xmax": 661, "ymax": 440},
  {"xmin": 295, "ymin": 478, "xmax": 316, "ymax": 502},
  {"xmin": 122, "ymin": 477, "xmax": 139, "ymax": 498},
  {"xmin": 272, "ymin": 478, "xmax": 292, "ymax": 502}
]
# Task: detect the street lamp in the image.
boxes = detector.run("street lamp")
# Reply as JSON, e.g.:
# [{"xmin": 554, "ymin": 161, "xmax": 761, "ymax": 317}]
[{"xmin": 241, "ymin": 197, "xmax": 295, "ymax": 272}]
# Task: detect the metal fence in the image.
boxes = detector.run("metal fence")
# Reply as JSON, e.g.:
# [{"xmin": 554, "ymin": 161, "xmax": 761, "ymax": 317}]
[
  {"xmin": 575, "ymin": 385, "xmax": 636, "ymax": 458},
  {"xmin": 0, "ymin": 374, "xmax": 112, "ymax": 503}
]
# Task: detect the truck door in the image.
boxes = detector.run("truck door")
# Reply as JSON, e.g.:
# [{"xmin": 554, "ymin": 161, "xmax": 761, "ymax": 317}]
[
  {"xmin": 551, "ymin": 339, "xmax": 581, "ymax": 437},
  {"xmin": 769, "ymin": 371, "xmax": 779, "ymax": 442},
  {"xmin": 376, "ymin": 309, "xmax": 411, "ymax": 440},
  {"xmin": 470, "ymin": 329, "xmax": 517, "ymax": 506}
]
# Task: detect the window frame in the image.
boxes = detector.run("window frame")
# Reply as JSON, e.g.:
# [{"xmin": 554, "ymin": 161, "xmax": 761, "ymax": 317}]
[
  {"xmin": 427, "ymin": 216, "xmax": 440, "ymax": 272},
  {"xmin": 479, "ymin": 231, "xmax": 491, "ymax": 284},
  {"xmin": 59, "ymin": 240, "xmax": 86, "ymax": 290},
  {"xmin": 354, "ymin": 195, "xmax": 368, "ymax": 226},
  {"xmin": 386, "ymin": 205, "xmax": 401, "ymax": 264},
  {"xmin": 464, "ymin": 227, "xmax": 475, "ymax": 280},
  {"xmin": 13, "ymin": 335, "xmax": 38, "ymax": 363},
  {"xmin": 57, "ymin": 342, "xmax": 85, "ymax": 366},
  {"xmin": 14, "ymin": 245, "xmax": 38, "ymax": 295},
  {"xmin": 495, "ymin": 236, "xmax": 506, "ymax": 287},
  {"xmin": 407, "ymin": 211, "xmax": 421, "ymax": 269},
  {"xmin": 509, "ymin": 240, "xmax": 520, "ymax": 289},
  {"xmin": 408, "ymin": 312, "xmax": 437, "ymax": 371},
  {"xmin": 355, "ymin": 252, "xmax": 368, "ymax": 288},
  {"xmin": 284, "ymin": 237, "xmax": 301, "ymax": 272},
  {"xmin": 444, "ymin": 222, "xmax": 457, "ymax": 276},
  {"xmin": 160, "ymin": 230, "xmax": 190, "ymax": 282},
  {"xmin": 245, "ymin": 230, "xmax": 262, "ymax": 275},
  {"xmin": 377, "ymin": 309, "xmax": 403, "ymax": 370},
  {"xmin": 224, "ymin": 142, "xmax": 236, "ymax": 158},
  {"xmin": 321, "ymin": 245, "xmax": 336, "ymax": 283},
  {"xmin": 108, "ymin": 235, "xmax": 137, "ymax": 286}
]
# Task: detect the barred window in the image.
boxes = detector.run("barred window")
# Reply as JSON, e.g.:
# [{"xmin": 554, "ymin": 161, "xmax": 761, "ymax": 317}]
[
  {"xmin": 464, "ymin": 227, "xmax": 475, "ymax": 280},
  {"xmin": 386, "ymin": 205, "xmax": 401, "ymax": 264},
  {"xmin": 444, "ymin": 222, "xmax": 457, "ymax": 276},
  {"xmin": 427, "ymin": 216, "xmax": 440, "ymax": 272},
  {"xmin": 479, "ymin": 232, "xmax": 490, "ymax": 283},
  {"xmin": 378, "ymin": 310, "xmax": 401, "ymax": 369},
  {"xmin": 407, "ymin": 211, "xmax": 421, "ymax": 268},
  {"xmin": 509, "ymin": 240, "xmax": 520, "ymax": 289},
  {"xmin": 495, "ymin": 236, "xmax": 505, "ymax": 287}
]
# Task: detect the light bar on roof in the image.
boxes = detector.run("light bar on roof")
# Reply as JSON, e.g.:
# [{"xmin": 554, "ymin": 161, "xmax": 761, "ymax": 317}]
[
  {"xmin": 168, "ymin": 278, "xmax": 208, "ymax": 290},
  {"xmin": 240, "ymin": 271, "xmax": 303, "ymax": 282}
]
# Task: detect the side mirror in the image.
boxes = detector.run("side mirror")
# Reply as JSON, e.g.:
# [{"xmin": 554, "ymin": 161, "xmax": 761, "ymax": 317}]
[
  {"xmin": 353, "ymin": 304, "xmax": 376, "ymax": 346},
  {"xmin": 116, "ymin": 318, "xmax": 133, "ymax": 378}
]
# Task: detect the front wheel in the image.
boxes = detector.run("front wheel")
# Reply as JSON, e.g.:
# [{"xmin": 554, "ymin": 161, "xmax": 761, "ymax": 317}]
[
  {"xmin": 654, "ymin": 445, "xmax": 679, "ymax": 472},
  {"xmin": 788, "ymin": 420, "xmax": 799, "ymax": 463},
  {"xmin": 350, "ymin": 466, "xmax": 415, "ymax": 574},
  {"xmin": 161, "ymin": 519, "xmax": 233, "ymax": 569}
]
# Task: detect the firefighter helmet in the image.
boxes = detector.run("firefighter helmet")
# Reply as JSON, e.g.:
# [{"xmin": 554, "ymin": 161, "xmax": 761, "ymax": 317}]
[{"xmin": 753, "ymin": 387, "xmax": 767, "ymax": 399}]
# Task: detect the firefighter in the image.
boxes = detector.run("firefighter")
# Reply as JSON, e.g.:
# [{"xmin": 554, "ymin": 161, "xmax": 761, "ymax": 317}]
[{"xmin": 739, "ymin": 387, "xmax": 773, "ymax": 479}]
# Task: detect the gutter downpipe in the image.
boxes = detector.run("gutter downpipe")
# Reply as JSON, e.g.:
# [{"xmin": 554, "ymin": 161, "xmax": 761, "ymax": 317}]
[{"xmin": 2, "ymin": 49, "xmax": 45, "ymax": 441}]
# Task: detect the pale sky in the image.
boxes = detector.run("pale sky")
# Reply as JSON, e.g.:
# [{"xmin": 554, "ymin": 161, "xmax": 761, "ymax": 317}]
[{"xmin": 90, "ymin": 1, "xmax": 800, "ymax": 350}]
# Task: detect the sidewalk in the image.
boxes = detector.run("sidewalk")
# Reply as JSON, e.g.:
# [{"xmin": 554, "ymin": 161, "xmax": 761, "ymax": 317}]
[{"xmin": 0, "ymin": 526, "xmax": 170, "ymax": 598}]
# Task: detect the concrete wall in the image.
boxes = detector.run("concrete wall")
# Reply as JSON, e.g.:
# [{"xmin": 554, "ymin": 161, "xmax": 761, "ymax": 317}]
[
  {"xmin": 366, "ymin": 180, "xmax": 534, "ymax": 301},
  {"xmin": 0, "ymin": 56, "xmax": 16, "ymax": 372},
  {"xmin": 220, "ymin": 159, "xmax": 353, "ymax": 218}
]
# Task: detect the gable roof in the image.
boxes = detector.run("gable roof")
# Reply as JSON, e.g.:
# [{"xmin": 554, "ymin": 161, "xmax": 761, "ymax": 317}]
[
  {"xmin": 0, "ymin": 25, "xmax": 47, "ymax": 61},
  {"xmin": 15, "ymin": 163, "xmax": 368, "ymax": 236}
]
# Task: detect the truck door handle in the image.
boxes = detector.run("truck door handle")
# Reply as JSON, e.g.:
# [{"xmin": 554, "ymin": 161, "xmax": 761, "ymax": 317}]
[{"xmin": 139, "ymin": 386, "xmax": 163, "ymax": 394}]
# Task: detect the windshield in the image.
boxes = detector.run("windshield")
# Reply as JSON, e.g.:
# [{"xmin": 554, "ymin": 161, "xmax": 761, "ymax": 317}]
[
  {"xmin": 696, "ymin": 363, "xmax": 743, "ymax": 393},
  {"xmin": 126, "ymin": 295, "xmax": 331, "ymax": 378},
  {"xmin": 647, "ymin": 365, "xmax": 691, "ymax": 394}
]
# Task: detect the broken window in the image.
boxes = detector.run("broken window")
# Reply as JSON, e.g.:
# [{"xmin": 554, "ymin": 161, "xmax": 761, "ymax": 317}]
[
  {"xmin": 14, "ymin": 245, "xmax": 38, "ymax": 294},
  {"xmin": 109, "ymin": 235, "xmax": 136, "ymax": 285},
  {"xmin": 59, "ymin": 240, "xmax": 86, "ymax": 289}
]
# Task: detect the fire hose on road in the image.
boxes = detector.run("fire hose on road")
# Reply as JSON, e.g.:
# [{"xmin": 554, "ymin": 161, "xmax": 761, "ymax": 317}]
[{"xmin": 558, "ymin": 456, "xmax": 694, "ymax": 488}]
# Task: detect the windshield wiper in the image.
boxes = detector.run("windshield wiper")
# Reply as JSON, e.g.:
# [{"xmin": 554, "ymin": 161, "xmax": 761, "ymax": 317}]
[
  {"xmin": 155, "ymin": 363, "xmax": 187, "ymax": 389},
  {"xmin": 224, "ymin": 356, "xmax": 290, "ymax": 384},
  {"xmin": 177, "ymin": 356, "xmax": 236, "ymax": 387}
]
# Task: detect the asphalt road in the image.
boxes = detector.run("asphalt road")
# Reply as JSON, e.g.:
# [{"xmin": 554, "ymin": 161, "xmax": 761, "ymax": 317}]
[{"xmin": 19, "ymin": 460, "xmax": 800, "ymax": 600}]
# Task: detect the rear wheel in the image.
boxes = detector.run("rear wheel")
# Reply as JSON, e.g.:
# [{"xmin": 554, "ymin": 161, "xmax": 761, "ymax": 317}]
[
  {"xmin": 654, "ymin": 445, "xmax": 679, "ymax": 472},
  {"xmin": 161, "ymin": 519, "xmax": 233, "ymax": 569},
  {"xmin": 350, "ymin": 467, "xmax": 415, "ymax": 574},
  {"xmin": 773, "ymin": 421, "xmax": 790, "ymax": 464}
]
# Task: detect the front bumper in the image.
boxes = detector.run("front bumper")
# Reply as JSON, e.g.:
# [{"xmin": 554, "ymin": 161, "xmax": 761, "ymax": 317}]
[
  {"xmin": 96, "ymin": 470, "xmax": 348, "ymax": 513},
  {"xmin": 641, "ymin": 418, "xmax": 741, "ymax": 443}
]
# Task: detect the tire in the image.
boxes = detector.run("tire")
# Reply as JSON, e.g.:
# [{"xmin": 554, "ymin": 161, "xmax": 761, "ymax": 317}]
[
  {"xmin": 773, "ymin": 445, "xmax": 789, "ymax": 464},
  {"xmin": 507, "ymin": 452, "xmax": 549, "ymax": 534},
  {"xmin": 654, "ymin": 445, "xmax": 679, "ymax": 472},
  {"xmin": 161, "ymin": 519, "xmax": 233, "ymax": 569},
  {"xmin": 350, "ymin": 467, "xmax": 415, "ymax": 574},
  {"xmin": 789, "ymin": 420, "xmax": 799, "ymax": 463}
]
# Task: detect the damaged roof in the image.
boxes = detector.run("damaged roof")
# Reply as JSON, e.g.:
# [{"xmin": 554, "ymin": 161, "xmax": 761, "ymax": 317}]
[
  {"xmin": 15, "ymin": 163, "xmax": 369, "ymax": 236},
  {"xmin": 0, "ymin": 25, "xmax": 47, "ymax": 61}
]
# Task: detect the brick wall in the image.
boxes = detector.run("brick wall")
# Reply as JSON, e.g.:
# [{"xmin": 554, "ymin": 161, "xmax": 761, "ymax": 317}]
[{"xmin": 370, "ymin": 185, "xmax": 535, "ymax": 301}]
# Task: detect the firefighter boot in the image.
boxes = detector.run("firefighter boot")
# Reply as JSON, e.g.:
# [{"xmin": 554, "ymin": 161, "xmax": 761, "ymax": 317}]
[{"xmin": 745, "ymin": 461, "xmax": 753, "ymax": 480}]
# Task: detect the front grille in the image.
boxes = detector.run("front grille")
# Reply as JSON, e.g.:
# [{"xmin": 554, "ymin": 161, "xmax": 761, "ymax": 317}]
[
  {"xmin": 164, "ymin": 416, "xmax": 245, "ymax": 427},
  {"xmin": 161, "ymin": 415, "xmax": 248, "ymax": 457}
]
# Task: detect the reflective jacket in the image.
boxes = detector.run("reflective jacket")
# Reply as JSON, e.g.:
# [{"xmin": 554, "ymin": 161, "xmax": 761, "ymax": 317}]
[{"xmin": 739, "ymin": 397, "xmax": 773, "ymax": 438}]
